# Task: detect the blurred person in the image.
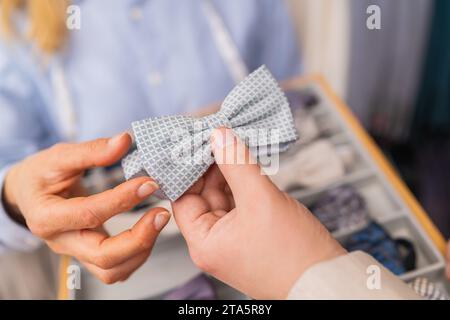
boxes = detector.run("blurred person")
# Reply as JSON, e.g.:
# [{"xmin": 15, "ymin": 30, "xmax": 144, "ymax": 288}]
[
  {"xmin": 172, "ymin": 128, "xmax": 421, "ymax": 299},
  {"xmin": 0, "ymin": 0, "xmax": 301, "ymax": 285}
]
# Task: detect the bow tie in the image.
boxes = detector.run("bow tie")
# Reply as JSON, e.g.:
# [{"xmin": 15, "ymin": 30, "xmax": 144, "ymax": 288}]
[{"xmin": 122, "ymin": 65, "xmax": 298, "ymax": 201}]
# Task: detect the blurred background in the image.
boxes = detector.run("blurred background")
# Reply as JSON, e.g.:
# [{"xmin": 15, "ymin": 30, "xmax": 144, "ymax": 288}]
[{"xmin": 287, "ymin": 0, "xmax": 450, "ymax": 238}]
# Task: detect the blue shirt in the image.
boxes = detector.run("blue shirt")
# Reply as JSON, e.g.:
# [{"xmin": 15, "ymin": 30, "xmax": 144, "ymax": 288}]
[{"xmin": 0, "ymin": 0, "xmax": 301, "ymax": 252}]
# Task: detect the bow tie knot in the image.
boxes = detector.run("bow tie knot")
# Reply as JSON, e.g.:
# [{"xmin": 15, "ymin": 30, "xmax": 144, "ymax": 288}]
[{"xmin": 201, "ymin": 112, "xmax": 231, "ymax": 130}]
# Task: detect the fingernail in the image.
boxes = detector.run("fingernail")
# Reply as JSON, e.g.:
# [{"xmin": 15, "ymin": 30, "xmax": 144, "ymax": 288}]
[
  {"xmin": 211, "ymin": 128, "xmax": 235, "ymax": 150},
  {"xmin": 137, "ymin": 181, "xmax": 159, "ymax": 198},
  {"xmin": 108, "ymin": 132, "xmax": 127, "ymax": 147},
  {"xmin": 154, "ymin": 211, "xmax": 170, "ymax": 231}
]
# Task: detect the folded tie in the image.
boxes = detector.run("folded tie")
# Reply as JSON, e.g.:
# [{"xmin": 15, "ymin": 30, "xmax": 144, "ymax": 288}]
[
  {"xmin": 270, "ymin": 140, "xmax": 356, "ymax": 191},
  {"xmin": 343, "ymin": 222, "xmax": 417, "ymax": 275},
  {"xmin": 122, "ymin": 65, "xmax": 298, "ymax": 201},
  {"xmin": 310, "ymin": 185, "xmax": 368, "ymax": 232}
]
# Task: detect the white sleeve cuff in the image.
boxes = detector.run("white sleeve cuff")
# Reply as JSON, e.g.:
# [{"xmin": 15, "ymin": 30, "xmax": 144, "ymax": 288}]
[
  {"xmin": 287, "ymin": 251, "xmax": 422, "ymax": 300},
  {"xmin": 0, "ymin": 164, "xmax": 42, "ymax": 253}
]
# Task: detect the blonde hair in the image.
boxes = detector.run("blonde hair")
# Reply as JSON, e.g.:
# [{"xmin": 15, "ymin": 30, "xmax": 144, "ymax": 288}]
[{"xmin": 0, "ymin": 0, "xmax": 69, "ymax": 53}]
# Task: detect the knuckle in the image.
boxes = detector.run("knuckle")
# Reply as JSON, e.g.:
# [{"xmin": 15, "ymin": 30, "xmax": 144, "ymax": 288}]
[
  {"xmin": 85, "ymin": 141, "xmax": 99, "ymax": 154},
  {"xmin": 112, "ymin": 192, "xmax": 131, "ymax": 213},
  {"xmin": 98, "ymin": 271, "xmax": 119, "ymax": 285},
  {"xmin": 112, "ymin": 183, "xmax": 140, "ymax": 211},
  {"xmin": 28, "ymin": 218, "xmax": 52, "ymax": 239},
  {"xmin": 81, "ymin": 208, "xmax": 102, "ymax": 228},
  {"xmin": 118, "ymin": 201, "xmax": 131, "ymax": 213},
  {"xmin": 85, "ymin": 139, "xmax": 106, "ymax": 156},
  {"xmin": 93, "ymin": 253, "xmax": 114, "ymax": 269},
  {"xmin": 134, "ymin": 231, "xmax": 153, "ymax": 251}
]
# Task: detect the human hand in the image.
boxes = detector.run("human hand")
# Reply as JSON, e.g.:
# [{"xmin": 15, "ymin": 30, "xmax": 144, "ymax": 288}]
[
  {"xmin": 3, "ymin": 133, "xmax": 170, "ymax": 283},
  {"xmin": 172, "ymin": 128, "xmax": 346, "ymax": 299}
]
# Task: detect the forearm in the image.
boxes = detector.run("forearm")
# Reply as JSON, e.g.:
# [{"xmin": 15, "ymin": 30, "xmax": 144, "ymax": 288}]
[
  {"xmin": 287, "ymin": 251, "xmax": 421, "ymax": 300},
  {"xmin": 0, "ymin": 165, "xmax": 41, "ymax": 253},
  {"xmin": 2, "ymin": 165, "xmax": 27, "ymax": 227}
]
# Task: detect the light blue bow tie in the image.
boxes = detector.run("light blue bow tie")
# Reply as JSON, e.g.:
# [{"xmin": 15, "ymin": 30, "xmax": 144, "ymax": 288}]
[{"xmin": 122, "ymin": 65, "xmax": 298, "ymax": 201}]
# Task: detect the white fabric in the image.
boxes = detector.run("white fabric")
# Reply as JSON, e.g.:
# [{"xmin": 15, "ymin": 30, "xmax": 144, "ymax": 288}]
[
  {"xmin": 271, "ymin": 139, "xmax": 354, "ymax": 190},
  {"xmin": 288, "ymin": 251, "xmax": 422, "ymax": 300},
  {"xmin": 293, "ymin": 109, "xmax": 320, "ymax": 145}
]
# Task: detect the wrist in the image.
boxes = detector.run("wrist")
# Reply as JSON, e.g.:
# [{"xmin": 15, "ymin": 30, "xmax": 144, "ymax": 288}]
[{"xmin": 2, "ymin": 166, "xmax": 25, "ymax": 226}]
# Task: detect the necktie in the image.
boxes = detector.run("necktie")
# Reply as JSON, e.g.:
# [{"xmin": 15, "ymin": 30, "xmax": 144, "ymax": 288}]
[
  {"xmin": 122, "ymin": 65, "xmax": 298, "ymax": 201},
  {"xmin": 344, "ymin": 222, "xmax": 416, "ymax": 275},
  {"xmin": 271, "ymin": 140, "xmax": 355, "ymax": 191},
  {"xmin": 163, "ymin": 274, "xmax": 216, "ymax": 300},
  {"xmin": 310, "ymin": 185, "xmax": 368, "ymax": 232}
]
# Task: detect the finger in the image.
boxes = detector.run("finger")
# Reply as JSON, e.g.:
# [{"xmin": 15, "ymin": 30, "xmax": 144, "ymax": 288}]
[
  {"xmin": 49, "ymin": 207, "xmax": 170, "ymax": 269},
  {"xmin": 172, "ymin": 194, "xmax": 209, "ymax": 227},
  {"xmin": 222, "ymin": 183, "xmax": 236, "ymax": 209},
  {"xmin": 185, "ymin": 177, "xmax": 205, "ymax": 195},
  {"xmin": 201, "ymin": 187, "xmax": 233, "ymax": 212},
  {"xmin": 90, "ymin": 208, "xmax": 170, "ymax": 268},
  {"xmin": 82, "ymin": 250, "xmax": 150, "ymax": 284},
  {"xmin": 41, "ymin": 177, "xmax": 159, "ymax": 235},
  {"xmin": 172, "ymin": 194, "xmax": 215, "ymax": 243},
  {"xmin": 226, "ymin": 192, "xmax": 235, "ymax": 210},
  {"xmin": 50, "ymin": 132, "xmax": 131, "ymax": 173},
  {"xmin": 202, "ymin": 164, "xmax": 227, "ymax": 190},
  {"xmin": 210, "ymin": 128, "xmax": 278, "ymax": 205},
  {"xmin": 198, "ymin": 165, "xmax": 232, "ymax": 212},
  {"xmin": 185, "ymin": 165, "xmax": 226, "ymax": 195},
  {"xmin": 173, "ymin": 167, "xmax": 232, "ymax": 243}
]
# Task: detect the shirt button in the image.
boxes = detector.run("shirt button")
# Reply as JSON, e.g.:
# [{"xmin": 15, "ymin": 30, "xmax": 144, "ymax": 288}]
[
  {"xmin": 148, "ymin": 72, "xmax": 163, "ymax": 86},
  {"xmin": 130, "ymin": 7, "xmax": 143, "ymax": 21}
]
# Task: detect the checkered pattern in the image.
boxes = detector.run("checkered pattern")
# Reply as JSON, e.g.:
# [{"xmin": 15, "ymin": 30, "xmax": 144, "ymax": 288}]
[{"xmin": 122, "ymin": 65, "xmax": 298, "ymax": 201}]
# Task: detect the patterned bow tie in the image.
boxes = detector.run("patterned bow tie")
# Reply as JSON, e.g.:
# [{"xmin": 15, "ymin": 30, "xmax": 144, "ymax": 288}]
[{"xmin": 122, "ymin": 65, "xmax": 298, "ymax": 201}]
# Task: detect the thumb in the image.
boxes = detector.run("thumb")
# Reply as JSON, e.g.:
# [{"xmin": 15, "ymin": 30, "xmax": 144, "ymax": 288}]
[
  {"xmin": 210, "ymin": 128, "xmax": 277, "ymax": 205},
  {"xmin": 51, "ymin": 132, "xmax": 132, "ymax": 173}
]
